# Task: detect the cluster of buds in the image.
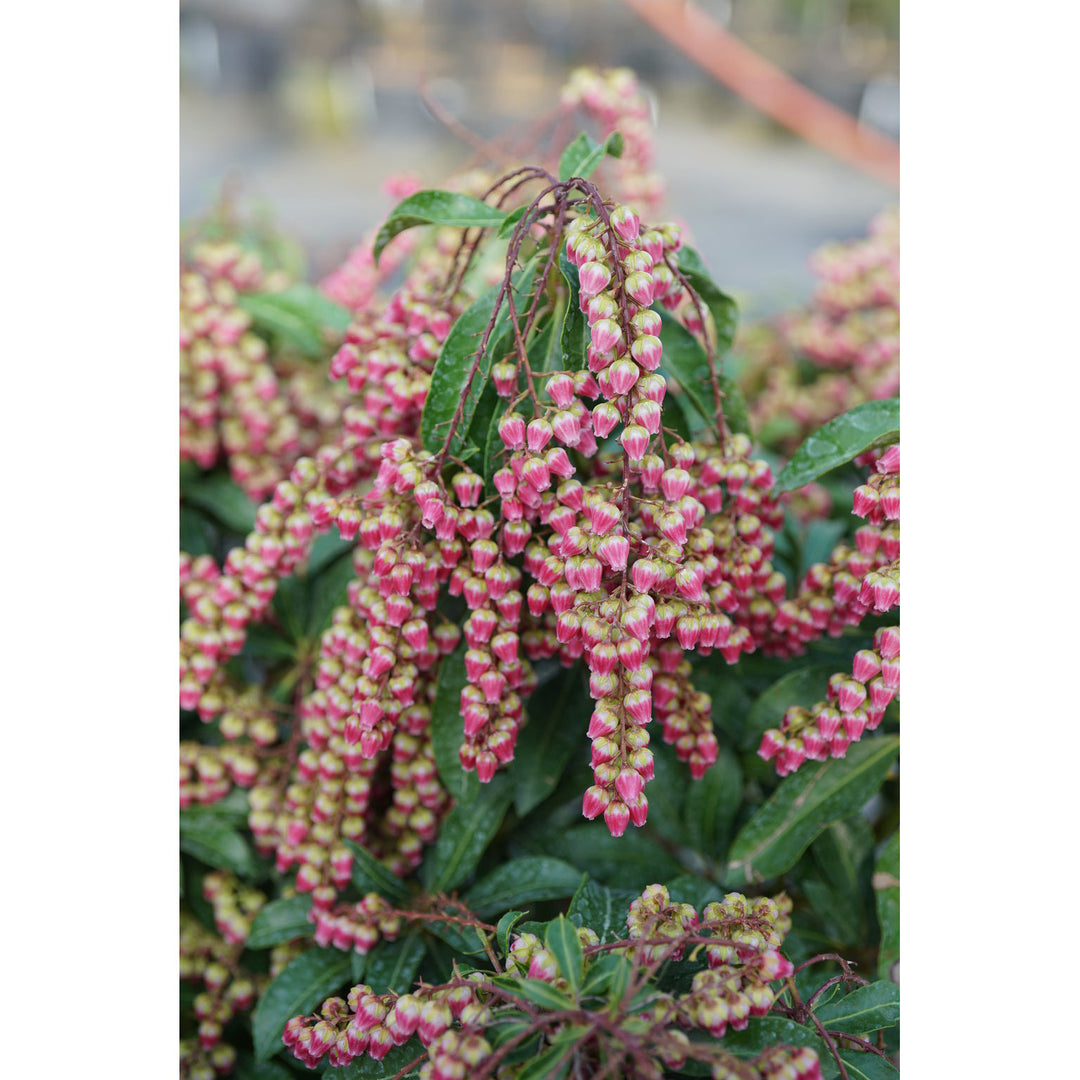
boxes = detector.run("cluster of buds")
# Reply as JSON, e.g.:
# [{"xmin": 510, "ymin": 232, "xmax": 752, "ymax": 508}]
[
  {"xmin": 762, "ymin": 444, "xmax": 899, "ymax": 657},
  {"xmin": 736, "ymin": 209, "xmax": 899, "ymax": 455},
  {"xmin": 759, "ymin": 624, "xmax": 900, "ymax": 774},
  {"xmin": 286, "ymin": 884, "xmax": 810, "ymax": 1080},
  {"xmin": 180, "ymin": 241, "xmax": 346, "ymax": 501},
  {"xmin": 310, "ymin": 891, "xmax": 404, "ymax": 954},
  {"xmin": 714, "ymin": 1046, "xmax": 823, "ymax": 1080},
  {"xmin": 283, "ymin": 979, "xmax": 489, "ymax": 1072},
  {"xmin": 180, "ymin": 884, "xmax": 263, "ymax": 1078},
  {"xmin": 560, "ymin": 67, "xmax": 665, "ymax": 215},
  {"xmin": 180, "ymin": 442, "xmax": 372, "ymax": 716}
]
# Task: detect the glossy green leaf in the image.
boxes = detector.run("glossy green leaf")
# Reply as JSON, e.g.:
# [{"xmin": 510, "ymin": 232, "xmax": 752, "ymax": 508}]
[
  {"xmin": 675, "ymin": 245, "xmax": 739, "ymax": 354},
  {"xmin": 252, "ymin": 947, "xmax": 352, "ymax": 1060},
  {"xmin": 545, "ymin": 915, "xmax": 584, "ymax": 997},
  {"xmin": 420, "ymin": 261, "xmax": 537, "ymax": 457},
  {"xmin": 557, "ymin": 253, "xmax": 589, "ymax": 373},
  {"xmin": 742, "ymin": 666, "xmax": 835, "ymax": 752},
  {"xmin": 490, "ymin": 975, "xmax": 575, "ymax": 1011},
  {"xmin": 179, "ymin": 815, "xmax": 257, "ymax": 878},
  {"xmin": 724, "ymin": 736, "xmax": 899, "ymax": 887},
  {"xmin": 681, "ymin": 746, "xmax": 742, "ymax": 859},
  {"xmin": 344, "ymin": 840, "xmax": 409, "ymax": 904},
  {"xmin": 421, "ymin": 775, "xmax": 513, "ymax": 893},
  {"xmin": 508, "ymin": 664, "xmax": 590, "ymax": 816},
  {"xmin": 497, "ymin": 911, "xmax": 528, "ymax": 955},
  {"xmin": 465, "ymin": 857, "xmax": 584, "ymax": 917},
  {"xmin": 836, "ymin": 1051, "xmax": 899, "ymax": 1079},
  {"xmin": 305, "ymin": 551, "xmax": 357, "ymax": 637},
  {"xmin": 247, "ymin": 895, "xmax": 313, "ymax": 949},
  {"xmin": 809, "ymin": 815, "xmax": 875, "ymax": 941},
  {"xmin": 581, "ymin": 952, "xmax": 633, "ymax": 1002},
  {"xmin": 774, "ymin": 398, "xmax": 900, "ymax": 493},
  {"xmin": 657, "ymin": 307, "xmax": 751, "ymax": 436},
  {"xmin": 323, "ymin": 1037, "xmax": 425, "ymax": 1079},
  {"xmin": 420, "ymin": 903, "xmax": 489, "ymax": 956},
  {"xmin": 428, "ymin": 643, "xmax": 476, "ymax": 802},
  {"xmin": 816, "ymin": 980, "xmax": 899, "ymax": 1033},
  {"xmin": 722, "ymin": 1018, "xmax": 836, "ymax": 1073},
  {"xmin": 531, "ymin": 822, "xmax": 682, "ymax": 890},
  {"xmin": 181, "ymin": 469, "xmax": 257, "ymax": 534},
  {"xmin": 364, "ymin": 931, "xmax": 427, "ymax": 995},
  {"xmin": 558, "ymin": 130, "xmax": 624, "ymax": 182},
  {"xmin": 238, "ymin": 283, "xmax": 351, "ymax": 357},
  {"xmin": 307, "ymin": 531, "xmax": 355, "ymax": 577},
  {"xmin": 374, "ymin": 190, "xmax": 507, "ymax": 263},
  {"xmin": 567, "ymin": 878, "xmax": 638, "ymax": 944},
  {"xmin": 180, "ymin": 505, "xmax": 215, "ymax": 557},
  {"xmin": 663, "ymin": 874, "xmax": 723, "ymax": 911},
  {"xmin": 874, "ymin": 832, "xmax": 900, "ymax": 981},
  {"xmin": 516, "ymin": 1038, "xmax": 575, "ymax": 1080},
  {"xmin": 496, "ymin": 204, "xmax": 531, "ymax": 240}
]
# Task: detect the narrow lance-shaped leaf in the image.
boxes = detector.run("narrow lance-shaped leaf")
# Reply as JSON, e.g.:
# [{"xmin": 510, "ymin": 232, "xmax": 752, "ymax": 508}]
[
  {"xmin": 545, "ymin": 915, "xmax": 584, "ymax": 998},
  {"xmin": 873, "ymin": 832, "xmax": 900, "ymax": 981},
  {"xmin": 815, "ymin": 980, "xmax": 900, "ymax": 1033},
  {"xmin": 374, "ymin": 190, "xmax": 508, "ymax": 263},
  {"xmin": 675, "ymin": 245, "xmax": 739, "ymax": 354},
  {"xmin": 558, "ymin": 130, "xmax": 624, "ymax": 182},
  {"xmin": 251, "ymin": 947, "xmax": 352, "ymax": 1061},
  {"xmin": 774, "ymin": 398, "xmax": 900, "ymax": 493},
  {"xmin": 343, "ymin": 839, "xmax": 409, "ymax": 904},
  {"xmin": 237, "ymin": 283, "xmax": 351, "ymax": 358},
  {"xmin": 724, "ymin": 736, "xmax": 899, "ymax": 887},
  {"xmin": 179, "ymin": 815, "xmax": 257, "ymax": 879},
  {"xmin": 247, "ymin": 895, "xmax": 314, "ymax": 950},
  {"xmin": 421, "ymin": 774, "xmax": 513, "ymax": 893},
  {"xmin": 420, "ymin": 261, "xmax": 538, "ymax": 457},
  {"xmin": 465, "ymin": 857, "xmax": 585, "ymax": 917},
  {"xmin": 364, "ymin": 931, "xmax": 427, "ymax": 995}
]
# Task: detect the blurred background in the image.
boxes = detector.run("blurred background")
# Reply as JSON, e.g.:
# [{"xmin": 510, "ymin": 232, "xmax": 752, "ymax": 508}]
[{"xmin": 180, "ymin": 0, "xmax": 898, "ymax": 315}]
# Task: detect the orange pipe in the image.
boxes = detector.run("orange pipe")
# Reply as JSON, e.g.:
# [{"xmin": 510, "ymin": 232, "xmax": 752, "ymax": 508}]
[{"xmin": 618, "ymin": 0, "xmax": 900, "ymax": 189}]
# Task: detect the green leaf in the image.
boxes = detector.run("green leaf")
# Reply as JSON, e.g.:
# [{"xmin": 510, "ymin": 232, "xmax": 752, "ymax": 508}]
[
  {"xmin": 323, "ymin": 1037, "xmax": 425, "ymax": 1079},
  {"xmin": 419, "ymin": 902, "xmax": 489, "ymax": 956},
  {"xmin": 251, "ymin": 947, "xmax": 352, "ymax": 1060},
  {"xmin": 465, "ymin": 857, "xmax": 584, "ymax": 917},
  {"xmin": 181, "ymin": 469, "xmax": 257, "ymax": 534},
  {"xmin": 724, "ymin": 737, "xmax": 899, "ymax": 887},
  {"xmin": 307, "ymin": 532, "xmax": 355, "ymax": 577},
  {"xmin": 235, "ymin": 1057, "xmax": 296, "ymax": 1080},
  {"xmin": 545, "ymin": 915, "xmax": 583, "ymax": 998},
  {"xmin": 238, "ymin": 284, "xmax": 351, "ymax": 358},
  {"xmin": 808, "ymin": 815, "xmax": 875, "ymax": 942},
  {"xmin": 421, "ymin": 775, "xmax": 513, "ymax": 893},
  {"xmin": 557, "ymin": 253, "xmax": 589, "ymax": 373},
  {"xmin": 374, "ymin": 190, "xmax": 507, "ymax": 263},
  {"xmin": 179, "ymin": 815, "xmax": 257, "ymax": 878},
  {"xmin": 581, "ymin": 952, "xmax": 632, "ymax": 1002},
  {"xmin": 490, "ymin": 975, "xmax": 576, "ymax": 1011},
  {"xmin": 722, "ymin": 1017, "xmax": 835, "ymax": 1065},
  {"xmin": 567, "ymin": 878, "xmax": 637, "ymax": 945},
  {"xmin": 663, "ymin": 874, "xmax": 723, "ymax": 911},
  {"xmin": 496, "ymin": 204, "xmax": 531, "ymax": 240},
  {"xmin": 816, "ymin": 980, "xmax": 899, "ymax": 1033},
  {"xmin": 343, "ymin": 839, "xmax": 410, "ymax": 903},
  {"xmin": 529, "ymin": 304, "xmax": 564, "ymax": 375},
  {"xmin": 531, "ymin": 823, "xmax": 682, "ymax": 890},
  {"xmin": 836, "ymin": 1051, "xmax": 899, "ymax": 1079},
  {"xmin": 742, "ymin": 666, "xmax": 835, "ymax": 753},
  {"xmin": 558, "ymin": 130, "xmax": 624, "ymax": 182},
  {"xmin": 497, "ymin": 911, "xmax": 528, "ymax": 955},
  {"xmin": 656, "ymin": 307, "xmax": 751, "ymax": 436},
  {"xmin": 306, "ymin": 551, "xmax": 356, "ymax": 638},
  {"xmin": 247, "ymin": 896, "xmax": 314, "ymax": 949},
  {"xmin": 774, "ymin": 398, "xmax": 900, "ymax": 493},
  {"xmin": 675, "ymin": 246, "xmax": 739, "ymax": 354},
  {"xmin": 420, "ymin": 261, "xmax": 538, "ymax": 457},
  {"xmin": 180, "ymin": 505, "xmax": 215, "ymax": 557},
  {"xmin": 681, "ymin": 746, "xmax": 742, "ymax": 859},
  {"xmin": 516, "ymin": 1037, "xmax": 575, "ymax": 1080},
  {"xmin": 364, "ymin": 931, "xmax": 427, "ymax": 995},
  {"xmin": 428, "ymin": 643, "xmax": 475, "ymax": 802},
  {"xmin": 874, "ymin": 832, "xmax": 900, "ymax": 981},
  {"xmin": 508, "ymin": 665, "xmax": 590, "ymax": 816}
]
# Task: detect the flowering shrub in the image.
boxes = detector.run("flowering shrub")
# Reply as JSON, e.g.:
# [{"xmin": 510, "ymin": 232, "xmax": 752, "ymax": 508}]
[{"xmin": 180, "ymin": 68, "xmax": 899, "ymax": 1080}]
